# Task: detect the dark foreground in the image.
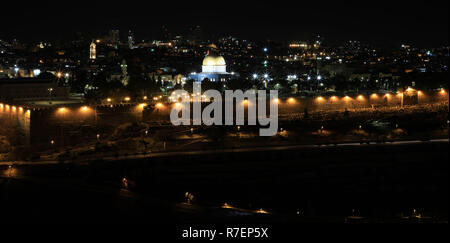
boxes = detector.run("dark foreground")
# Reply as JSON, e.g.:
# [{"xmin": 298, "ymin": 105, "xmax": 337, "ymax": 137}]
[{"xmin": 0, "ymin": 141, "xmax": 448, "ymax": 225}]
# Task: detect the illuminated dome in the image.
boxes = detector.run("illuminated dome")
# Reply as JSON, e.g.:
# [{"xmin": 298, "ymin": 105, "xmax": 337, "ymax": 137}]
[
  {"xmin": 202, "ymin": 55, "xmax": 227, "ymax": 73},
  {"xmin": 202, "ymin": 55, "xmax": 226, "ymax": 66},
  {"xmin": 189, "ymin": 54, "xmax": 236, "ymax": 82}
]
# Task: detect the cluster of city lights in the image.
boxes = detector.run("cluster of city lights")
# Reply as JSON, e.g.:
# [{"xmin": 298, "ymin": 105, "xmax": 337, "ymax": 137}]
[
  {"xmin": 0, "ymin": 103, "xmax": 30, "ymax": 115},
  {"xmin": 305, "ymin": 89, "xmax": 447, "ymax": 104},
  {"xmin": 1, "ymin": 88, "xmax": 447, "ymax": 116},
  {"xmin": 54, "ymin": 103, "xmax": 149, "ymax": 115}
]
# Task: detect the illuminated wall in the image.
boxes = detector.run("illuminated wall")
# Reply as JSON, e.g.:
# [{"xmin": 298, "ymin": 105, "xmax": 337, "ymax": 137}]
[{"xmin": 0, "ymin": 104, "xmax": 30, "ymax": 158}]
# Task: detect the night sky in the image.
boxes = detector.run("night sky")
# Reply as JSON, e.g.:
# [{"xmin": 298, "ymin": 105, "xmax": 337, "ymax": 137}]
[{"xmin": 1, "ymin": 0, "xmax": 448, "ymax": 47}]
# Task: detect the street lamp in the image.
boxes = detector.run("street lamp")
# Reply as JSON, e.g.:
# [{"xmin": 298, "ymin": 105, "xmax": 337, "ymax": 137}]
[{"xmin": 48, "ymin": 88, "xmax": 53, "ymax": 103}]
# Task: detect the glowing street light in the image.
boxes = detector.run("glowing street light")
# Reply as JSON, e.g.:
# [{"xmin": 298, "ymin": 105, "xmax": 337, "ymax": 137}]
[
  {"xmin": 156, "ymin": 103, "xmax": 163, "ymax": 108},
  {"xmin": 357, "ymin": 95, "xmax": 364, "ymax": 101},
  {"xmin": 124, "ymin": 97, "xmax": 131, "ymax": 102},
  {"xmin": 81, "ymin": 106, "xmax": 88, "ymax": 111},
  {"xmin": 316, "ymin": 96, "xmax": 324, "ymax": 102},
  {"xmin": 288, "ymin": 97, "xmax": 296, "ymax": 104}
]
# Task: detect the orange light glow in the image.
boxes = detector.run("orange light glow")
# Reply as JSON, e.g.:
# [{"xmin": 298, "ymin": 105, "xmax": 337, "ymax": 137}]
[
  {"xmin": 107, "ymin": 98, "xmax": 112, "ymax": 102},
  {"xmin": 139, "ymin": 103, "xmax": 147, "ymax": 109},
  {"xmin": 440, "ymin": 89, "xmax": 447, "ymax": 95},
  {"xmin": 357, "ymin": 95, "xmax": 364, "ymax": 100},
  {"xmin": 59, "ymin": 107, "xmax": 66, "ymax": 112},
  {"xmin": 256, "ymin": 208, "xmax": 269, "ymax": 214},
  {"xmin": 316, "ymin": 96, "xmax": 324, "ymax": 102},
  {"xmin": 124, "ymin": 97, "xmax": 131, "ymax": 102},
  {"xmin": 222, "ymin": 203, "xmax": 234, "ymax": 209},
  {"xmin": 371, "ymin": 94, "xmax": 378, "ymax": 99},
  {"xmin": 156, "ymin": 103, "xmax": 163, "ymax": 108},
  {"xmin": 81, "ymin": 106, "xmax": 88, "ymax": 111},
  {"xmin": 288, "ymin": 98, "xmax": 296, "ymax": 103},
  {"xmin": 344, "ymin": 96, "xmax": 351, "ymax": 101},
  {"xmin": 330, "ymin": 96, "xmax": 338, "ymax": 101}
]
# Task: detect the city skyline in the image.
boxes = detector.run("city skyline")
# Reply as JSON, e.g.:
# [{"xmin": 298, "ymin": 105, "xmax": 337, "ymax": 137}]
[{"xmin": 0, "ymin": 0, "xmax": 448, "ymax": 231}]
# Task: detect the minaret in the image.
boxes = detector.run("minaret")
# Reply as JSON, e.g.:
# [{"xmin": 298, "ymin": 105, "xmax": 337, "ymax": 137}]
[
  {"xmin": 120, "ymin": 59, "xmax": 129, "ymax": 86},
  {"xmin": 90, "ymin": 41, "xmax": 96, "ymax": 60},
  {"xmin": 128, "ymin": 30, "xmax": 135, "ymax": 49}
]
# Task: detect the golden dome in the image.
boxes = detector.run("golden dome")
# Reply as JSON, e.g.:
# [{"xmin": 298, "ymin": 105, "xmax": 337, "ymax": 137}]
[
  {"xmin": 207, "ymin": 43, "xmax": 218, "ymax": 49},
  {"xmin": 202, "ymin": 55, "xmax": 226, "ymax": 66}
]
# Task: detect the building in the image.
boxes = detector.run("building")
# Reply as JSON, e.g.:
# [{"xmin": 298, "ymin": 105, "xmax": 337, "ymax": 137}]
[{"xmin": 188, "ymin": 54, "xmax": 236, "ymax": 82}]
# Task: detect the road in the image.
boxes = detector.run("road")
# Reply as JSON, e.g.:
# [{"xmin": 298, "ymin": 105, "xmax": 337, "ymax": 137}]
[{"xmin": 1, "ymin": 138, "xmax": 448, "ymax": 166}]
